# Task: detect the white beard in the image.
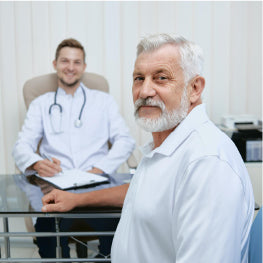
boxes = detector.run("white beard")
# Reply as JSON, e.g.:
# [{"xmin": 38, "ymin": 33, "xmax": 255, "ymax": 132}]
[{"xmin": 134, "ymin": 87, "xmax": 189, "ymax": 132}]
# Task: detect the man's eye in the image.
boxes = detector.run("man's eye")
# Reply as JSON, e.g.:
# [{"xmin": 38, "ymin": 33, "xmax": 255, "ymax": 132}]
[
  {"xmin": 158, "ymin": 76, "xmax": 167, "ymax": 80},
  {"xmin": 134, "ymin": 76, "xmax": 144, "ymax": 82}
]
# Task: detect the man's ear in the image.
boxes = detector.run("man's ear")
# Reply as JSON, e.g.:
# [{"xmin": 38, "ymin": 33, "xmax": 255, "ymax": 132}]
[
  {"xmin": 189, "ymin": 76, "xmax": 205, "ymax": 104},
  {"xmin": 53, "ymin": 60, "xmax": 57, "ymax": 71}
]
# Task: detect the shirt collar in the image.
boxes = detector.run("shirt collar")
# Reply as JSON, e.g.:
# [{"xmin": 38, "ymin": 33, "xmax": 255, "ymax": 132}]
[
  {"xmin": 141, "ymin": 104, "xmax": 210, "ymax": 157},
  {"xmin": 57, "ymin": 82, "xmax": 85, "ymax": 97}
]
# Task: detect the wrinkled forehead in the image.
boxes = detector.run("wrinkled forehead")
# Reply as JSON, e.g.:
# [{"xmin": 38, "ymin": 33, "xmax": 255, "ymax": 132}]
[{"xmin": 133, "ymin": 44, "xmax": 182, "ymax": 72}]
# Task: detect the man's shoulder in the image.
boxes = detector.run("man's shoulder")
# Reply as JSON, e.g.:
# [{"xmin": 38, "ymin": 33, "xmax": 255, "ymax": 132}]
[
  {"xmin": 84, "ymin": 86, "xmax": 114, "ymax": 102},
  {"xmin": 186, "ymin": 121, "xmax": 245, "ymax": 172},
  {"xmin": 198, "ymin": 121, "xmax": 234, "ymax": 148},
  {"xmin": 191, "ymin": 121, "xmax": 237, "ymax": 156},
  {"xmin": 28, "ymin": 91, "xmax": 55, "ymax": 108},
  {"xmin": 86, "ymin": 87, "xmax": 109, "ymax": 96}
]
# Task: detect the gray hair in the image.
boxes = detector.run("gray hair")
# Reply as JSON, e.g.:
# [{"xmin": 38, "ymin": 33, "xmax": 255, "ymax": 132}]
[{"xmin": 136, "ymin": 34, "xmax": 204, "ymax": 84}]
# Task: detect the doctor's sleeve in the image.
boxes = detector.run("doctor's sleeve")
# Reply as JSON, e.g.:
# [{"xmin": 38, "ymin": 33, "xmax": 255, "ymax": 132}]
[
  {"xmin": 93, "ymin": 96, "xmax": 135, "ymax": 174},
  {"xmin": 172, "ymin": 156, "xmax": 251, "ymax": 263},
  {"xmin": 12, "ymin": 99, "xmax": 44, "ymax": 175}
]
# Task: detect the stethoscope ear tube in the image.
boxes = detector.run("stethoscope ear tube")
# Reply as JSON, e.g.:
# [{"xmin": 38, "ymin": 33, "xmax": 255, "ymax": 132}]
[
  {"xmin": 49, "ymin": 84, "xmax": 86, "ymax": 132},
  {"xmin": 49, "ymin": 89, "xmax": 63, "ymax": 114},
  {"xmin": 77, "ymin": 85, "xmax": 86, "ymax": 126}
]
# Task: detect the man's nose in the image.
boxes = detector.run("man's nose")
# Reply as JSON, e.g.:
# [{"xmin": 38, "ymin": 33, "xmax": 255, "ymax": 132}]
[
  {"xmin": 67, "ymin": 62, "xmax": 74, "ymax": 71},
  {"xmin": 139, "ymin": 79, "xmax": 156, "ymax": 99}
]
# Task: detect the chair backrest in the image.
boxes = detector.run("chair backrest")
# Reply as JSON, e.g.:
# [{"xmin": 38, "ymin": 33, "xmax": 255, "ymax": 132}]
[
  {"xmin": 248, "ymin": 207, "xmax": 262, "ymax": 263},
  {"xmin": 23, "ymin": 72, "xmax": 109, "ymax": 109}
]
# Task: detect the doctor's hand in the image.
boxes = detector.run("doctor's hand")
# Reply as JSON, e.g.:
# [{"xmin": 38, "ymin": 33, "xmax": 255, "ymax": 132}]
[
  {"xmin": 88, "ymin": 167, "xmax": 104, "ymax": 174},
  {"xmin": 33, "ymin": 157, "xmax": 62, "ymax": 177},
  {"xmin": 41, "ymin": 189, "xmax": 77, "ymax": 212}
]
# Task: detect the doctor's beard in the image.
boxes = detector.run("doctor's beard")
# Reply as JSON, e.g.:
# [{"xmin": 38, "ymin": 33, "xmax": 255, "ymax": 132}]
[
  {"xmin": 59, "ymin": 77, "xmax": 81, "ymax": 88},
  {"xmin": 134, "ymin": 87, "xmax": 189, "ymax": 132}
]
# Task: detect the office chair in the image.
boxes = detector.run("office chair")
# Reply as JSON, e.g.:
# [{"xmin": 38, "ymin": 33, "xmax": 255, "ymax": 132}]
[
  {"xmin": 22, "ymin": 72, "xmax": 137, "ymax": 258},
  {"xmin": 248, "ymin": 207, "xmax": 262, "ymax": 263},
  {"xmin": 23, "ymin": 72, "xmax": 108, "ymax": 109}
]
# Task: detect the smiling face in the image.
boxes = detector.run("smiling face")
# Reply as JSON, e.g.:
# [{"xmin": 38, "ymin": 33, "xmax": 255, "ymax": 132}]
[
  {"xmin": 132, "ymin": 44, "xmax": 190, "ymax": 132},
  {"xmin": 53, "ymin": 47, "xmax": 86, "ymax": 94}
]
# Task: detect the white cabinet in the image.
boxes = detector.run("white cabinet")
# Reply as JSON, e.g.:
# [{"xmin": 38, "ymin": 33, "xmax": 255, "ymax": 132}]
[{"xmin": 245, "ymin": 162, "xmax": 262, "ymax": 206}]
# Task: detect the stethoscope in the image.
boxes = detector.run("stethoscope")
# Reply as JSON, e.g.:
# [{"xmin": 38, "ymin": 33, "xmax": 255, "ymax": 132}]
[{"xmin": 49, "ymin": 84, "xmax": 86, "ymax": 134}]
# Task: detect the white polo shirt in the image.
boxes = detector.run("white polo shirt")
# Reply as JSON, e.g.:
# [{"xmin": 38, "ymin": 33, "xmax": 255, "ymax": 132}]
[{"xmin": 111, "ymin": 104, "xmax": 254, "ymax": 263}]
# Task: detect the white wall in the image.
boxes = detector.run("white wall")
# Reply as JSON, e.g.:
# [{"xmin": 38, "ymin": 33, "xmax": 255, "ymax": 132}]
[{"xmin": 0, "ymin": 1, "xmax": 261, "ymax": 174}]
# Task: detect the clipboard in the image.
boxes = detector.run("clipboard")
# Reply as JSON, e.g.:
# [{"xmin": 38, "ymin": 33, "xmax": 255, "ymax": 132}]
[{"xmin": 35, "ymin": 169, "xmax": 109, "ymax": 190}]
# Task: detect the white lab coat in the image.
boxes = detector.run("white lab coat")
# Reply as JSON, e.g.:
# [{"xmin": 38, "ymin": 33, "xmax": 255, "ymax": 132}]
[
  {"xmin": 111, "ymin": 104, "xmax": 254, "ymax": 263},
  {"xmin": 13, "ymin": 84, "xmax": 135, "ymax": 175}
]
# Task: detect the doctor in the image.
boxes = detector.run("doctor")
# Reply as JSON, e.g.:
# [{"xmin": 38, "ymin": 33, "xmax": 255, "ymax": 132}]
[{"xmin": 12, "ymin": 38, "xmax": 135, "ymax": 259}]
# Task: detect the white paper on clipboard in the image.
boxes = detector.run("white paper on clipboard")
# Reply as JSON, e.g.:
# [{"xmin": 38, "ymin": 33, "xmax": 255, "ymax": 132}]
[{"xmin": 35, "ymin": 169, "xmax": 109, "ymax": 190}]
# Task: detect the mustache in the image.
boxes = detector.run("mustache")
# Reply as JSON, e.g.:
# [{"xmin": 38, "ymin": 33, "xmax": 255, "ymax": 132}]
[{"xmin": 134, "ymin": 98, "xmax": 165, "ymax": 114}]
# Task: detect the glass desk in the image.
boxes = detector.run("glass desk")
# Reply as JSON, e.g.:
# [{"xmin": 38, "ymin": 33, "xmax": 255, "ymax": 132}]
[{"xmin": 0, "ymin": 173, "xmax": 132, "ymax": 262}]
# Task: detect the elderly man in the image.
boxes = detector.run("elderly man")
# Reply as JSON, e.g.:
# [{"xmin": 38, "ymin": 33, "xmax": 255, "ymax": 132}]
[{"xmin": 42, "ymin": 34, "xmax": 254, "ymax": 263}]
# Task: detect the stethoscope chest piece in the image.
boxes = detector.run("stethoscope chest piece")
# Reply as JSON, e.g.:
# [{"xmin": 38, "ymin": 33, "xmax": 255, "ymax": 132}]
[{"xmin": 74, "ymin": 119, "xmax": 83, "ymax": 128}]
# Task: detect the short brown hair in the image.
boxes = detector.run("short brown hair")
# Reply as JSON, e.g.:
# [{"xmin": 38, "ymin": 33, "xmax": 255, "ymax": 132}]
[{"xmin": 55, "ymin": 38, "xmax": 86, "ymax": 62}]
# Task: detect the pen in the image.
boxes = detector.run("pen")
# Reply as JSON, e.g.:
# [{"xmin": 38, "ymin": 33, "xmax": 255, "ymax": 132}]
[
  {"xmin": 42, "ymin": 153, "xmax": 63, "ymax": 174},
  {"xmin": 42, "ymin": 153, "xmax": 53, "ymax": 162}
]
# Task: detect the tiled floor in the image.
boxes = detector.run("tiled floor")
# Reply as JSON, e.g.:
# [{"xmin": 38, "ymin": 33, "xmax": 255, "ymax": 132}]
[
  {"xmin": 0, "ymin": 217, "xmax": 99, "ymax": 260},
  {"xmin": 2, "ymin": 245, "xmax": 40, "ymax": 259},
  {"xmin": 1, "ymin": 240, "xmax": 99, "ymax": 259}
]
